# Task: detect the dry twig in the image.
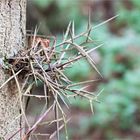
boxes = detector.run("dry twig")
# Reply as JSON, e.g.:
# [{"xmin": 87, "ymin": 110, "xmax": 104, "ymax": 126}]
[{"xmin": 1, "ymin": 15, "xmax": 118, "ymax": 140}]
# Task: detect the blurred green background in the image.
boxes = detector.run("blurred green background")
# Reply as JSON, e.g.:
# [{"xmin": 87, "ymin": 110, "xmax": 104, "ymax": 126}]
[{"xmin": 27, "ymin": 0, "xmax": 140, "ymax": 139}]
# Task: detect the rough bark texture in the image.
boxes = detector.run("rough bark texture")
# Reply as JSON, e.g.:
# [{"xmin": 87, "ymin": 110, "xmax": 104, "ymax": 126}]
[{"xmin": 0, "ymin": 0, "xmax": 26, "ymax": 139}]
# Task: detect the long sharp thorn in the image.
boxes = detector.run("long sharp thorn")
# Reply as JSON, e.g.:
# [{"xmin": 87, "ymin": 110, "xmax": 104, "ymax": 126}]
[{"xmin": 86, "ymin": 9, "xmax": 91, "ymax": 42}]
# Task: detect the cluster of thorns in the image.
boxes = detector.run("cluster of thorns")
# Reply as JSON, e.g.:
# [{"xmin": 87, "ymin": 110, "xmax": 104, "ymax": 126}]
[{"xmin": 0, "ymin": 16, "xmax": 117, "ymax": 140}]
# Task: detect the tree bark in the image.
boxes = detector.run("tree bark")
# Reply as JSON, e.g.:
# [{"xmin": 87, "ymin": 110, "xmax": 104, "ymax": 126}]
[{"xmin": 0, "ymin": 0, "xmax": 26, "ymax": 139}]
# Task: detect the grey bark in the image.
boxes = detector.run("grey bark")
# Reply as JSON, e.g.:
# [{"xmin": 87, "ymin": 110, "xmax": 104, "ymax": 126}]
[{"xmin": 0, "ymin": 0, "xmax": 26, "ymax": 139}]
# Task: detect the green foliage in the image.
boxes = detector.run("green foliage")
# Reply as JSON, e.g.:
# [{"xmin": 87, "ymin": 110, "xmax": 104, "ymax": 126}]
[
  {"xmin": 69, "ymin": 97, "xmax": 90, "ymax": 110},
  {"xmin": 93, "ymin": 80, "xmax": 137, "ymax": 129},
  {"xmin": 116, "ymin": 0, "xmax": 140, "ymax": 33},
  {"xmin": 70, "ymin": 19, "xmax": 140, "ymax": 135},
  {"xmin": 33, "ymin": 0, "xmax": 53, "ymax": 8},
  {"xmin": 65, "ymin": 59, "xmax": 92, "ymax": 81},
  {"xmin": 32, "ymin": 0, "xmax": 84, "ymax": 32}
]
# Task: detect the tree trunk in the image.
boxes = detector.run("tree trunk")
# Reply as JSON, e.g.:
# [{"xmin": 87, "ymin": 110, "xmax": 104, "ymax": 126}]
[{"xmin": 0, "ymin": 0, "xmax": 26, "ymax": 139}]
